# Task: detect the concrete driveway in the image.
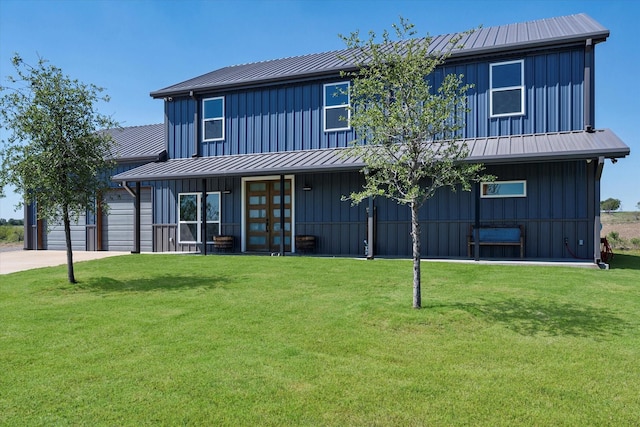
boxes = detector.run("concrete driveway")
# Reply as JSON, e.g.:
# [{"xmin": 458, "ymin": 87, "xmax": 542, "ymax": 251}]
[{"xmin": 0, "ymin": 248, "xmax": 130, "ymax": 275}]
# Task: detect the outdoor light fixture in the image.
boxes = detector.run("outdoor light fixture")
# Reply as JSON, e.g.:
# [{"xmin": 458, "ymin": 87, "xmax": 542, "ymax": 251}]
[
  {"xmin": 223, "ymin": 189, "xmax": 232, "ymax": 194},
  {"xmin": 303, "ymin": 184, "xmax": 312, "ymax": 191}
]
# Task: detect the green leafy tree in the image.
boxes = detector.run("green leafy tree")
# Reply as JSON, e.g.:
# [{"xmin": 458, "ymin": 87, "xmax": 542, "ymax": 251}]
[
  {"xmin": 600, "ymin": 197, "xmax": 621, "ymax": 214},
  {"xmin": 0, "ymin": 54, "xmax": 117, "ymax": 283},
  {"xmin": 340, "ymin": 19, "xmax": 488, "ymax": 308}
]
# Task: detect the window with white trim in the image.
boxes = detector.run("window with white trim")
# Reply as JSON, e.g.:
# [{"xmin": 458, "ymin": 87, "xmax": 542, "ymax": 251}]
[
  {"xmin": 178, "ymin": 192, "xmax": 221, "ymax": 243},
  {"xmin": 481, "ymin": 180, "xmax": 527, "ymax": 198},
  {"xmin": 203, "ymin": 97, "xmax": 225, "ymax": 141},
  {"xmin": 324, "ymin": 82, "xmax": 350, "ymax": 131},
  {"xmin": 490, "ymin": 60, "xmax": 524, "ymax": 117}
]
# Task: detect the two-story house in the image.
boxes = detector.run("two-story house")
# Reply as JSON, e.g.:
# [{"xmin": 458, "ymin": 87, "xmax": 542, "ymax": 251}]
[{"xmin": 27, "ymin": 13, "xmax": 630, "ymax": 263}]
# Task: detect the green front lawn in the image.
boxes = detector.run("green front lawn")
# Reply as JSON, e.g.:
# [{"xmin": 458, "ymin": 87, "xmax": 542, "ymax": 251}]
[{"xmin": 1, "ymin": 254, "xmax": 639, "ymax": 425}]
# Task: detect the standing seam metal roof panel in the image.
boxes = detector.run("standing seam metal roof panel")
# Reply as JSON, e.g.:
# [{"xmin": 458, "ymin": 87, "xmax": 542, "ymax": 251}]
[
  {"xmin": 105, "ymin": 123, "xmax": 166, "ymax": 162},
  {"xmin": 112, "ymin": 130, "xmax": 629, "ymax": 182},
  {"xmin": 151, "ymin": 14, "xmax": 609, "ymax": 98}
]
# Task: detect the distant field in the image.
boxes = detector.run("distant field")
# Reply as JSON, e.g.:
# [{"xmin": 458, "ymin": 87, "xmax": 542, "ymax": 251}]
[
  {"xmin": 601, "ymin": 211, "xmax": 640, "ymax": 249},
  {"xmin": 0, "ymin": 225, "xmax": 23, "ymax": 246}
]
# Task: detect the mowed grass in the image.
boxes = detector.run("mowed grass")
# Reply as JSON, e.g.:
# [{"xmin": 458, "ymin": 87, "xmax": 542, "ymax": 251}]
[{"xmin": 1, "ymin": 254, "xmax": 640, "ymax": 426}]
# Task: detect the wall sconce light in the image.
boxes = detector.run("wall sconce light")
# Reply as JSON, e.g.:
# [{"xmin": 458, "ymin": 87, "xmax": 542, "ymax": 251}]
[
  {"xmin": 223, "ymin": 189, "xmax": 232, "ymax": 194},
  {"xmin": 303, "ymin": 185, "xmax": 312, "ymax": 191}
]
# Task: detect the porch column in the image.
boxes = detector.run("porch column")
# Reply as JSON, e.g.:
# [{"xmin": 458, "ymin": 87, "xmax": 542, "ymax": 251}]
[
  {"xmin": 279, "ymin": 174, "xmax": 285, "ymax": 256},
  {"xmin": 474, "ymin": 182, "xmax": 481, "ymax": 261},
  {"xmin": 367, "ymin": 196, "xmax": 374, "ymax": 259},
  {"xmin": 201, "ymin": 178, "xmax": 207, "ymax": 256},
  {"xmin": 132, "ymin": 181, "xmax": 141, "ymax": 254}
]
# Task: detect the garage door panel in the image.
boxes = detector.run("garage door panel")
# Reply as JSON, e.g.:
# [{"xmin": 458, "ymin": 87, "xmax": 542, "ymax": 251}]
[{"xmin": 102, "ymin": 188, "xmax": 152, "ymax": 252}]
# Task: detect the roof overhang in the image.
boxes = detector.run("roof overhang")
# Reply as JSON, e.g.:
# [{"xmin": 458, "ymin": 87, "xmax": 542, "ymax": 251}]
[{"xmin": 112, "ymin": 129, "xmax": 629, "ymax": 182}]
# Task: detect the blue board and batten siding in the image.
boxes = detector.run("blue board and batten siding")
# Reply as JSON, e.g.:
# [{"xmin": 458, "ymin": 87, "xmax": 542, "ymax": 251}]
[
  {"xmin": 154, "ymin": 45, "xmax": 596, "ymax": 258},
  {"xmin": 166, "ymin": 47, "xmax": 585, "ymax": 160},
  {"xmin": 167, "ymin": 81, "xmax": 354, "ymax": 159},
  {"xmin": 145, "ymin": 160, "xmax": 594, "ymax": 258}
]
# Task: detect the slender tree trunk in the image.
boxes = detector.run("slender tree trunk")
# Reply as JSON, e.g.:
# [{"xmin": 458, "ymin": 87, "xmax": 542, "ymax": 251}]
[
  {"xmin": 411, "ymin": 200, "xmax": 421, "ymax": 309},
  {"xmin": 62, "ymin": 204, "xmax": 76, "ymax": 284}
]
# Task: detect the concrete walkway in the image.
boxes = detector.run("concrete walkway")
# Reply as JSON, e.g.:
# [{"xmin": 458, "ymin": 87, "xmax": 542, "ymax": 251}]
[{"xmin": 0, "ymin": 249, "xmax": 130, "ymax": 275}]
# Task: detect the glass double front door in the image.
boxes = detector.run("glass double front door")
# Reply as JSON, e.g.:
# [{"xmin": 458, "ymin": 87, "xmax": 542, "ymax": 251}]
[{"xmin": 246, "ymin": 180, "xmax": 292, "ymax": 252}]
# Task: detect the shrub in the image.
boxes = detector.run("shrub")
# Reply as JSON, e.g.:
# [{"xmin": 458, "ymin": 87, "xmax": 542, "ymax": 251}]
[
  {"xmin": 0, "ymin": 225, "xmax": 24, "ymax": 243},
  {"xmin": 607, "ymin": 231, "xmax": 627, "ymax": 250}
]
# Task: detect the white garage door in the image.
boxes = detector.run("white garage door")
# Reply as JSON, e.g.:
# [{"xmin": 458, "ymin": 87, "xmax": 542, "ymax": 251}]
[
  {"xmin": 46, "ymin": 214, "xmax": 87, "ymax": 251},
  {"xmin": 102, "ymin": 188, "xmax": 152, "ymax": 252}
]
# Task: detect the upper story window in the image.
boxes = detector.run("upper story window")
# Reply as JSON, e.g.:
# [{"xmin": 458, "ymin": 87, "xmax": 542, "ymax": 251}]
[
  {"xmin": 324, "ymin": 82, "xmax": 350, "ymax": 132},
  {"xmin": 203, "ymin": 97, "xmax": 225, "ymax": 141},
  {"xmin": 490, "ymin": 60, "xmax": 524, "ymax": 117}
]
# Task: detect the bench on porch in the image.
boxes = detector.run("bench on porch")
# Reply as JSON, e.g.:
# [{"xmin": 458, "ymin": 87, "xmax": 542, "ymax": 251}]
[{"xmin": 467, "ymin": 225, "xmax": 524, "ymax": 258}]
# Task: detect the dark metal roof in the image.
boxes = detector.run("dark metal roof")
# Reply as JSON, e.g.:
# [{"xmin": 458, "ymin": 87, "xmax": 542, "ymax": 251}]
[
  {"xmin": 466, "ymin": 129, "xmax": 629, "ymax": 164},
  {"xmin": 112, "ymin": 129, "xmax": 628, "ymax": 182},
  {"xmin": 105, "ymin": 123, "xmax": 166, "ymax": 163},
  {"xmin": 151, "ymin": 13, "xmax": 609, "ymax": 98}
]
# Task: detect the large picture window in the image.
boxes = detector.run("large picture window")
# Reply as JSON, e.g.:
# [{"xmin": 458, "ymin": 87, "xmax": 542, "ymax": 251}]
[
  {"xmin": 481, "ymin": 180, "xmax": 527, "ymax": 198},
  {"xmin": 178, "ymin": 192, "xmax": 221, "ymax": 243},
  {"xmin": 490, "ymin": 60, "xmax": 524, "ymax": 117},
  {"xmin": 323, "ymin": 82, "xmax": 350, "ymax": 131},
  {"xmin": 203, "ymin": 97, "xmax": 225, "ymax": 141}
]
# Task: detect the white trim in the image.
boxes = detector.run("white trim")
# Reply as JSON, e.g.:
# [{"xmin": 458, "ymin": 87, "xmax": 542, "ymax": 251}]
[
  {"xmin": 323, "ymin": 82, "xmax": 351, "ymax": 132},
  {"xmin": 205, "ymin": 191, "xmax": 221, "ymax": 244},
  {"xmin": 241, "ymin": 175, "xmax": 295, "ymax": 253},
  {"xmin": 178, "ymin": 191, "xmax": 222, "ymax": 244},
  {"xmin": 178, "ymin": 192, "xmax": 200, "ymax": 243},
  {"xmin": 481, "ymin": 180, "xmax": 527, "ymax": 198},
  {"xmin": 489, "ymin": 60, "xmax": 525, "ymax": 118},
  {"xmin": 202, "ymin": 96, "xmax": 225, "ymax": 142}
]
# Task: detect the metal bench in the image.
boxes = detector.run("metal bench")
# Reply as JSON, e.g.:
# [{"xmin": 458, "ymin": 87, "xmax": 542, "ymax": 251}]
[{"xmin": 467, "ymin": 225, "xmax": 524, "ymax": 258}]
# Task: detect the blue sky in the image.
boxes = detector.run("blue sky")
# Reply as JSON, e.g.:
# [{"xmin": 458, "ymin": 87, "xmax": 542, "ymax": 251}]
[{"xmin": 0, "ymin": 0, "xmax": 638, "ymax": 218}]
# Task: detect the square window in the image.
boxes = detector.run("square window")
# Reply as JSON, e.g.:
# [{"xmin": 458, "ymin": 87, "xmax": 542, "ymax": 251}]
[
  {"xmin": 490, "ymin": 60, "xmax": 524, "ymax": 117},
  {"xmin": 324, "ymin": 82, "xmax": 350, "ymax": 131}
]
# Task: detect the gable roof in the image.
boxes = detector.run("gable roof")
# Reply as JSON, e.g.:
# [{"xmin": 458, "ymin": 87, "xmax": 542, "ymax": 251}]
[
  {"xmin": 151, "ymin": 13, "xmax": 609, "ymax": 98},
  {"xmin": 112, "ymin": 129, "xmax": 628, "ymax": 182},
  {"xmin": 105, "ymin": 123, "xmax": 166, "ymax": 163}
]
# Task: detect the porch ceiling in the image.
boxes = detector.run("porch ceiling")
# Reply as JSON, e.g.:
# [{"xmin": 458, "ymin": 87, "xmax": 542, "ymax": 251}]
[{"xmin": 111, "ymin": 129, "xmax": 629, "ymax": 182}]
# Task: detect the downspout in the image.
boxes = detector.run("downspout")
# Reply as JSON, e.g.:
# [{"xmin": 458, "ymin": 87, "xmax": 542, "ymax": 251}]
[
  {"xmin": 191, "ymin": 91, "xmax": 200, "ymax": 158},
  {"xmin": 133, "ymin": 182, "xmax": 141, "ymax": 254},
  {"xmin": 121, "ymin": 181, "xmax": 136, "ymax": 199},
  {"xmin": 121, "ymin": 181, "xmax": 140, "ymax": 254},
  {"xmin": 584, "ymin": 38, "xmax": 595, "ymax": 132},
  {"xmin": 594, "ymin": 157, "xmax": 605, "ymax": 265}
]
